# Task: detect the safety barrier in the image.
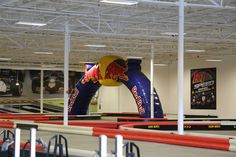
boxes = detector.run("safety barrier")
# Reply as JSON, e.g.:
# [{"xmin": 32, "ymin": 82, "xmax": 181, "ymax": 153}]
[
  {"xmin": 1, "ymin": 120, "xmax": 236, "ymax": 152},
  {"xmin": 0, "ymin": 127, "xmax": 141, "ymax": 157}
]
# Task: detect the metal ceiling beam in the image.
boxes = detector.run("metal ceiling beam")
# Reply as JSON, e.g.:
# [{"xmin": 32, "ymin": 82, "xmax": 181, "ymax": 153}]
[
  {"xmin": 3, "ymin": 34, "xmax": 24, "ymax": 48},
  {"xmin": 138, "ymin": 0, "xmax": 236, "ymax": 9},
  {"xmin": 76, "ymin": 19, "xmax": 97, "ymax": 33},
  {"xmin": 209, "ymin": 0, "xmax": 220, "ymax": 6}
]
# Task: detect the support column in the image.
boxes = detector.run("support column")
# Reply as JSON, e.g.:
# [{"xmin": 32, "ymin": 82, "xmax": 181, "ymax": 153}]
[
  {"xmin": 150, "ymin": 44, "xmax": 154, "ymax": 118},
  {"xmin": 64, "ymin": 21, "xmax": 70, "ymax": 126},
  {"xmin": 40, "ymin": 70, "xmax": 44, "ymax": 113},
  {"xmin": 115, "ymin": 135, "xmax": 123, "ymax": 157},
  {"xmin": 178, "ymin": 0, "xmax": 185, "ymax": 135},
  {"xmin": 99, "ymin": 135, "xmax": 107, "ymax": 157},
  {"xmin": 30, "ymin": 128, "xmax": 36, "ymax": 157},
  {"xmin": 14, "ymin": 128, "xmax": 21, "ymax": 157}
]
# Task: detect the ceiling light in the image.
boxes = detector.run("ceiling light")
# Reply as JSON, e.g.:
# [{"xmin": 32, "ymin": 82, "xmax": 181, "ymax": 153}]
[
  {"xmin": 41, "ymin": 65, "xmax": 57, "ymax": 68},
  {"xmin": 34, "ymin": 52, "xmax": 54, "ymax": 55},
  {"xmin": 80, "ymin": 61, "xmax": 96, "ymax": 64},
  {"xmin": 205, "ymin": 59, "xmax": 222, "ymax": 62},
  {"xmin": 186, "ymin": 49, "xmax": 206, "ymax": 53},
  {"xmin": 84, "ymin": 44, "xmax": 107, "ymax": 48},
  {"xmin": 160, "ymin": 32, "xmax": 187, "ymax": 36},
  {"xmin": 126, "ymin": 56, "xmax": 143, "ymax": 59},
  {"xmin": 15, "ymin": 21, "xmax": 47, "ymax": 26},
  {"xmin": 0, "ymin": 57, "xmax": 12, "ymax": 61},
  {"xmin": 100, "ymin": 0, "xmax": 138, "ymax": 5},
  {"xmin": 154, "ymin": 64, "xmax": 167, "ymax": 66}
]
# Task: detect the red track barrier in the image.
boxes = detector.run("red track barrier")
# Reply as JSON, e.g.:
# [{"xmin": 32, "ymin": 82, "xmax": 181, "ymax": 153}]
[
  {"xmin": 0, "ymin": 121, "xmax": 14, "ymax": 128},
  {"xmin": 0, "ymin": 140, "xmax": 45, "ymax": 152},
  {"xmin": 38, "ymin": 121, "xmax": 129, "ymax": 129},
  {"xmin": 93, "ymin": 127, "xmax": 229, "ymax": 151}
]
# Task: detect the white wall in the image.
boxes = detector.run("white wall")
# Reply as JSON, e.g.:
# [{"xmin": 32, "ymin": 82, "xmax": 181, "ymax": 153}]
[
  {"xmin": 166, "ymin": 57, "xmax": 236, "ymax": 118},
  {"xmin": 98, "ymin": 84, "xmax": 137, "ymax": 113},
  {"xmin": 98, "ymin": 86, "xmax": 119, "ymax": 112},
  {"xmin": 98, "ymin": 57, "xmax": 236, "ymax": 118},
  {"xmin": 142, "ymin": 61, "xmax": 169, "ymax": 113}
]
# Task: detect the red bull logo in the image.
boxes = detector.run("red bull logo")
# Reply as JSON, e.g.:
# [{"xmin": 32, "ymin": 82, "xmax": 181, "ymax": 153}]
[
  {"xmin": 105, "ymin": 60, "xmax": 128, "ymax": 82},
  {"xmin": 81, "ymin": 65, "xmax": 102, "ymax": 84},
  {"xmin": 81, "ymin": 59, "xmax": 128, "ymax": 85}
]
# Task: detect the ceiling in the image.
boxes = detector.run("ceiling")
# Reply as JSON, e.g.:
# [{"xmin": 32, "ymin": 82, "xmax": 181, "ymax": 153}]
[{"xmin": 0, "ymin": 0, "xmax": 236, "ymax": 71}]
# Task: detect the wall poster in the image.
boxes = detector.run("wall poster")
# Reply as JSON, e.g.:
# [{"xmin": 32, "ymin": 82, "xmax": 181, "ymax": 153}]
[{"xmin": 191, "ymin": 68, "xmax": 216, "ymax": 109}]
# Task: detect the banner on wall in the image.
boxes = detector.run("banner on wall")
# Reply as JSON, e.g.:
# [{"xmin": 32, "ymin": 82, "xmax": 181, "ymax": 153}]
[{"xmin": 191, "ymin": 68, "xmax": 216, "ymax": 109}]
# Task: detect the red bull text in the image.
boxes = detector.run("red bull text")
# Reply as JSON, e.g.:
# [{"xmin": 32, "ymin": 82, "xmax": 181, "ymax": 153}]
[
  {"xmin": 68, "ymin": 88, "xmax": 79, "ymax": 112},
  {"xmin": 131, "ymin": 85, "xmax": 145, "ymax": 114}
]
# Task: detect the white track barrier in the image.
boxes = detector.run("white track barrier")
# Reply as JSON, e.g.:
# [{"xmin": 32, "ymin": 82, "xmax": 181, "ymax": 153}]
[
  {"xmin": 229, "ymin": 139, "xmax": 236, "ymax": 151},
  {"xmin": 30, "ymin": 128, "xmax": 36, "ymax": 157},
  {"xmin": 14, "ymin": 122, "xmax": 93, "ymax": 136},
  {"xmin": 115, "ymin": 135, "xmax": 123, "ymax": 157},
  {"xmin": 14, "ymin": 128, "xmax": 21, "ymax": 157},
  {"xmin": 99, "ymin": 135, "xmax": 107, "ymax": 157}
]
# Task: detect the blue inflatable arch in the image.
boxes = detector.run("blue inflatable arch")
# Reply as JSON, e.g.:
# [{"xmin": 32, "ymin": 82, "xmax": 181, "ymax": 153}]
[{"xmin": 68, "ymin": 59, "xmax": 163, "ymax": 118}]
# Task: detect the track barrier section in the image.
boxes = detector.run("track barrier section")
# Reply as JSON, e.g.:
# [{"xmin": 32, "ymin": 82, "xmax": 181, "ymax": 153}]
[
  {"xmin": 0, "ymin": 113, "xmax": 101, "ymax": 121},
  {"xmin": 117, "ymin": 117, "xmax": 236, "ymax": 122},
  {"xmin": 1, "ymin": 128, "xmax": 140, "ymax": 157},
  {"xmin": 1, "ymin": 120, "xmax": 236, "ymax": 152}
]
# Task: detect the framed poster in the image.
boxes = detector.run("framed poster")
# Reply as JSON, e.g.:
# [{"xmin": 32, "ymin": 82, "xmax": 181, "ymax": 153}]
[{"xmin": 191, "ymin": 68, "xmax": 216, "ymax": 109}]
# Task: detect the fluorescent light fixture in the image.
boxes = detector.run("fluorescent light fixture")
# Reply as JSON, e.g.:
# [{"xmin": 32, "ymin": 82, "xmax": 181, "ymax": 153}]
[
  {"xmin": 160, "ymin": 32, "xmax": 187, "ymax": 36},
  {"xmin": 154, "ymin": 64, "xmax": 167, "ymax": 66},
  {"xmin": 80, "ymin": 61, "xmax": 96, "ymax": 64},
  {"xmin": 100, "ymin": 0, "xmax": 138, "ymax": 5},
  {"xmin": 186, "ymin": 49, "xmax": 206, "ymax": 53},
  {"xmin": 41, "ymin": 65, "xmax": 57, "ymax": 68},
  {"xmin": 0, "ymin": 57, "xmax": 12, "ymax": 61},
  {"xmin": 15, "ymin": 21, "xmax": 47, "ymax": 26},
  {"xmin": 84, "ymin": 44, "xmax": 107, "ymax": 48},
  {"xmin": 205, "ymin": 59, "xmax": 222, "ymax": 62},
  {"xmin": 126, "ymin": 56, "xmax": 143, "ymax": 59},
  {"xmin": 34, "ymin": 52, "xmax": 54, "ymax": 55}
]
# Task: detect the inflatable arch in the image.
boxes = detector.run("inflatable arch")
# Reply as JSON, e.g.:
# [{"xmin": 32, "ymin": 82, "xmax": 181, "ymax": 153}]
[{"xmin": 68, "ymin": 56, "xmax": 164, "ymax": 118}]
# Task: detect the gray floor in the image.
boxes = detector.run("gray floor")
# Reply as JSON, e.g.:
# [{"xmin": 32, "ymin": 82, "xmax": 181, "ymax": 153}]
[{"xmin": 4, "ymin": 129, "xmax": 236, "ymax": 157}]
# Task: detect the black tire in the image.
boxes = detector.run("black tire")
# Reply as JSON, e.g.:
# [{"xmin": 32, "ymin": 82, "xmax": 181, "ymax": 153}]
[
  {"xmin": 11, "ymin": 82, "xmax": 23, "ymax": 97},
  {"xmin": 32, "ymin": 79, "xmax": 40, "ymax": 93}
]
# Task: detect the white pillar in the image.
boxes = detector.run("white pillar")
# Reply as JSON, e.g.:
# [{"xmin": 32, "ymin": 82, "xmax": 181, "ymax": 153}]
[
  {"xmin": 115, "ymin": 135, "xmax": 123, "ymax": 157},
  {"xmin": 150, "ymin": 44, "xmax": 154, "ymax": 118},
  {"xmin": 178, "ymin": 0, "xmax": 185, "ymax": 135},
  {"xmin": 99, "ymin": 135, "xmax": 107, "ymax": 157},
  {"xmin": 40, "ymin": 70, "xmax": 44, "ymax": 113},
  {"xmin": 30, "ymin": 128, "xmax": 36, "ymax": 157},
  {"xmin": 64, "ymin": 21, "xmax": 70, "ymax": 126},
  {"xmin": 14, "ymin": 128, "xmax": 21, "ymax": 157}
]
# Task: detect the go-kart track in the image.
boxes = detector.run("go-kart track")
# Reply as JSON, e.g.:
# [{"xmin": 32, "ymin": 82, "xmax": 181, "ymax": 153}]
[
  {"xmin": 0, "ymin": 57, "xmax": 235, "ymax": 156},
  {"xmin": 0, "ymin": 113, "xmax": 236, "ymax": 157}
]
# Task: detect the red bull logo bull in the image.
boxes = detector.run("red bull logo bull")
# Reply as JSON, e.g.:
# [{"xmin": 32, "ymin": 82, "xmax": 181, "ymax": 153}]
[
  {"xmin": 105, "ymin": 60, "xmax": 128, "ymax": 82},
  {"xmin": 81, "ymin": 59, "xmax": 128, "ymax": 85},
  {"xmin": 81, "ymin": 65, "xmax": 102, "ymax": 84}
]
